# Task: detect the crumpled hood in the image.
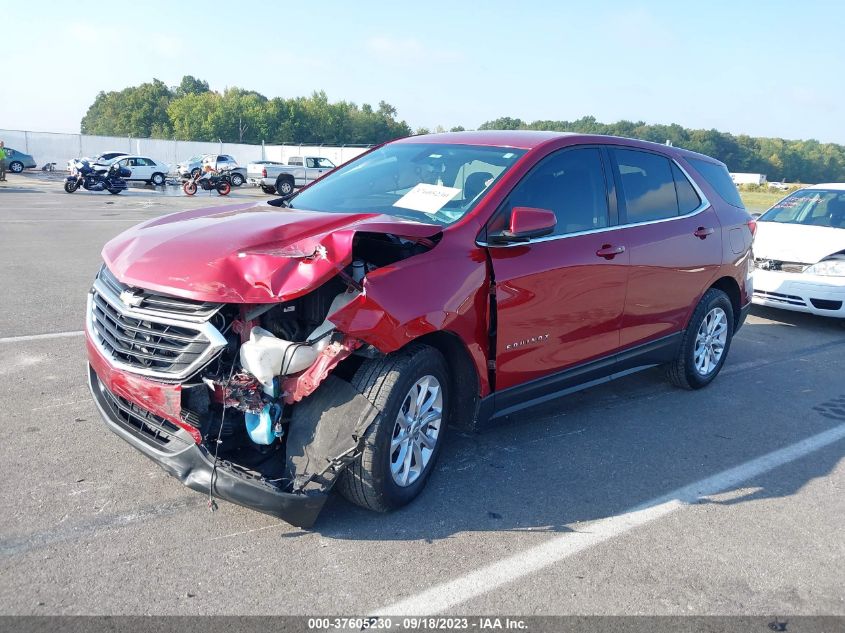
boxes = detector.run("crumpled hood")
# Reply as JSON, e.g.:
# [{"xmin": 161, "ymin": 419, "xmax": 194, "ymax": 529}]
[
  {"xmin": 103, "ymin": 201, "xmax": 441, "ymax": 303},
  {"xmin": 754, "ymin": 221, "xmax": 845, "ymax": 264}
]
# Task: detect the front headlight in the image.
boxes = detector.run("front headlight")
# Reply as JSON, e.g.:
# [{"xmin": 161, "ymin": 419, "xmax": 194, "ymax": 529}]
[{"xmin": 804, "ymin": 259, "xmax": 845, "ymax": 277}]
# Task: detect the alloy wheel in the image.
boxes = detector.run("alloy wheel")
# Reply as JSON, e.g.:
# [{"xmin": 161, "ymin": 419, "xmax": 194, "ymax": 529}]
[
  {"xmin": 694, "ymin": 307, "xmax": 728, "ymax": 376},
  {"xmin": 390, "ymin": 375, "xmax": 443, "ymax": 487}
]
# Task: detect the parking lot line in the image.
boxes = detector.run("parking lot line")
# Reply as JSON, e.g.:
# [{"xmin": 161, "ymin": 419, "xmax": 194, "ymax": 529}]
[
  {"xmin": 374, "ymin": 421, "xmax": 845, "ymax": 616},
  {"xmin": 0, "ymin": 330, "xmax": 84, "ymax": 344}
]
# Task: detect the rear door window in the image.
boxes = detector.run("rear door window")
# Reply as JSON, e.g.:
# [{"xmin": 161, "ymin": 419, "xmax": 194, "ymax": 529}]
[
  {"xmin": 672, "ymin": 163, "xmax": 702, "ymax": 214},
  {"xmin": 613, "ymin": 149, "xmax": 679, "ymax": 223}
]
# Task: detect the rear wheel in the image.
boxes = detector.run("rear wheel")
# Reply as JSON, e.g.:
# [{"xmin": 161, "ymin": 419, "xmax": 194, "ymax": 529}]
[
  {"xmin": 667, "ymin": 288, "xmax": 734, "ymax": 389},
  {"xmin": 261, "ymin": 185, "xmax": 276, "ymax": 195},
  {"xmin": 217, "ymin": 181, "xmax": 231, "ymax": 196},
  {"xmin": 338, "ymin": 345, "xmax": 449, "ymax": 512},
  {"xmin": 150, "ymin": 172, "xmax": 165, "ymax": 186},
  {"xmin": 230, "ymin": 173, "xmax": 244, "ymax": 186},
  {"xmin": 107, "ymin": 187, "xmax": 121, "ymax": 195},
  {"xmin": 9, "ymin": 161, "xmax": 24, "ymax": 173},
  {"xmin": 276, "ymin": 177, "xmax": 294, "ymax": 196},
  {"xmin": 183, "ymin": 181, "xmax": 197, "ymax": 196}
]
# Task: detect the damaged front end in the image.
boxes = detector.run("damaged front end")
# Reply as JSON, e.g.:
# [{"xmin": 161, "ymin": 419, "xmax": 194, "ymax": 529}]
[{"xmin": 87, "ymin": 211, "xmax": 445, "ymax": 528}]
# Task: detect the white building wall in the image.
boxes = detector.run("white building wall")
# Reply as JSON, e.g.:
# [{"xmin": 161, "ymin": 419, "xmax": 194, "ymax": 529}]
[{"xmin": 0, "ymin": 128, "xmax": 371, "ymax": 171}]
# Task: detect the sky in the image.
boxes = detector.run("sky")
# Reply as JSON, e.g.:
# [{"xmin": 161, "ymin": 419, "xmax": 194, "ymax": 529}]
[{"xmin": 3, "ymin": 0, "xmax": 844, "ymax": 143}]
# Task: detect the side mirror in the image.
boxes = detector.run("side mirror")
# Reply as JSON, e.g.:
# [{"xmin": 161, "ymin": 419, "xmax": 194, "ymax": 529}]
[{"xmin": 491, "ymin": 207, "xmax": 557, "ymax": 243}]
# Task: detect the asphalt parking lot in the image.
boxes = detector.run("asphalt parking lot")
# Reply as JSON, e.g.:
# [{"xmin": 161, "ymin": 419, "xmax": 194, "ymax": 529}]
[{"xmin": 0, "ymin": 172, "xmax": 843, "ymax": 616}]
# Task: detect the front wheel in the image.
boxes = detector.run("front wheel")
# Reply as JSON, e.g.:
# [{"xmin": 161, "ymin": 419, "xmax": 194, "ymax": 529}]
[
  {"xmin": 667, "ymin": 288, "xmax": 734, "ymax": 389},
  {"xmin": 107, "ymin": 187, "xmax": 122, "ymax": 195},
  {"xmin": 230, "ymin": 173, "xmax": 244, "ymax": 187},
  {"xmin": 261, "ymin": 185, "xmax": 276, "ymax": 195},
  {"xmin": 217, "ymin": 181, "xmax": 231, "ymax": 196},
  {"xmin": 150, "ymin": 172, "xmax": 165, "ymax": 186},
  {"xmin": 9, "ymin": 161, "xmax": 24, "ymax": 173},
  {"xmin": 183, "ymin": 182, "xmax": 197, "ymax": 196},
  {"xmin": 337, "ymin": 345, "xmax": 449, "ymax": 512},
  {"xmin": 64, "ymin": 181, "xmax": 79, "ymax": 193}
]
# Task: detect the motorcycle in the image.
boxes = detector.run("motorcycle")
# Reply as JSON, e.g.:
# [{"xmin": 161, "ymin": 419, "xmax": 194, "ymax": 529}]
[
  {"xmin": 182, "ymin": 170, "xmax": 232, "ymax": 196},
  {"xmin": 64, "ymin": 160, "xmax": 130, "ymax": 194}
]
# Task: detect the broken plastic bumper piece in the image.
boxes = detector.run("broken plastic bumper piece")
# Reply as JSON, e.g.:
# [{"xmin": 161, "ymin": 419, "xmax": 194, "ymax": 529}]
[{"xmin": 87, "ymin": 365, "xmax": 328, "ymax": 528}]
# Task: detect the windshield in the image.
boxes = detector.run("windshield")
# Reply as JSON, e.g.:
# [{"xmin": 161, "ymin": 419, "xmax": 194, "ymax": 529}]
[
  {"xmin": 759, "ymin": 189, "xmax": 845, "ymax": 229},
  {"xmin": 288, "ymin": 143, "xmax": 526, "ymax": 226}
]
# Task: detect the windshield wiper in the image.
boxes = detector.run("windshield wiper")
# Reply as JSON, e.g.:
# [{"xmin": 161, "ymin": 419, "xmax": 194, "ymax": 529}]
[{"xmin": 267, "ymin": 193, "xmax": 296, "ymax": 208}]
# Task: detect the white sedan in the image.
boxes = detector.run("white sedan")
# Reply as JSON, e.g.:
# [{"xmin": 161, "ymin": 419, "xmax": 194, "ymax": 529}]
[
  {"xmin": 752, "ymin": 183, "xmax": 845, "ymax": 318},
  {"xmin": 111, "ymin": 155, "xmax": 170, "ymax": 186}
]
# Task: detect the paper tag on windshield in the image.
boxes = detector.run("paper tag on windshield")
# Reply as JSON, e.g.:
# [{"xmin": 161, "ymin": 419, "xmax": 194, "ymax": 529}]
[{"xmin": 393, "ymin": 183, "xmax": 461, "ymax": 214}]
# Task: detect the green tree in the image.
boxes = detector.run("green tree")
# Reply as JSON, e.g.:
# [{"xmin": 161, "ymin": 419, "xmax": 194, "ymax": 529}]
[
  {"xmin": 477, "ymin": 115, "xmax": 845, "ymax": 183},
  {"xmin": 81, "ymin": 79, "xmax": 174, "ymax": 138},
  {"xmin": 175, "ymin": 75, "xmax": 210, "ymax": 97}
]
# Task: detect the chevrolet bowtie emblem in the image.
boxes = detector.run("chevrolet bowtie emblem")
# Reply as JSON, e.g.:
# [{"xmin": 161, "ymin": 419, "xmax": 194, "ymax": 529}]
[{"xmin": 119, "ymin": 289, "xmax": 144, "ymax": 308}]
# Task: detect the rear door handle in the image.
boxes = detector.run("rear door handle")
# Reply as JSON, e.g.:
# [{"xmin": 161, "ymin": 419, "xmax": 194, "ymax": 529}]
[
  {"xmin": 694, "ymin": 226, "xmax": 715, "ymax": 239},
  {"xmin": 596, "ymin": 244, "xmax": 626, "ymax": 259}
]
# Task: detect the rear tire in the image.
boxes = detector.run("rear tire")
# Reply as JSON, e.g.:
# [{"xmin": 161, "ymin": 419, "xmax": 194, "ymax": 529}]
[
  {"xmin": 667, "ymin": 288, "xmax": 734, "ymax": 390},
  {"xmin": 107, "ymin": 187, "xmax": 121, "ymax": 195},
  {"xmin": 261, "ymin": 185, "xmax": 276, "ymax": 195},
  {"xmin": 217, "ymin": 181, "xmax": 231, "ymax": 196},
  {"xmin": 9, "ymin": 161, "xmax": 24, "ymax": 173},
  {"xmin": 150, "ymin": 172, "xmax": 165, "ymax": 186},
  {"xmin": 276, "ymin": 177, "xmax": 294, "ymax": 196},
  {"xmin": 337, "ymin": 345, "xmax": 449, "ymax": 512}
]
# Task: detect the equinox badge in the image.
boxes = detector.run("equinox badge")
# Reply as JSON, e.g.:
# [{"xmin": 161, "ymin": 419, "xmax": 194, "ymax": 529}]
[{"xmin": 505, "ymin": 334, "xmax": 550, "ymax": 350}]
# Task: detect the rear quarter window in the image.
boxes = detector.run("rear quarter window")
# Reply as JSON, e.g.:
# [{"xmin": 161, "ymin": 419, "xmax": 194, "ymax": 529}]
[{"xmin": 688, "ymin": 158, "xmax": 744, "ymax": 208}]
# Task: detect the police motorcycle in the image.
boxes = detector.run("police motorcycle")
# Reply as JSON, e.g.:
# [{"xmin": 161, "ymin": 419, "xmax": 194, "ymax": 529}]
[{"xmin": 64, "ymin": 159, "xmax": 131, "ymax": 194}]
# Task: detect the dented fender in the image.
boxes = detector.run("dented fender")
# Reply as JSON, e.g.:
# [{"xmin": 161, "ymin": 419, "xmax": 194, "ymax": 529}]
[{"xmin": 328, "ymin": 244, "xmax": 493, "ymax": 396}]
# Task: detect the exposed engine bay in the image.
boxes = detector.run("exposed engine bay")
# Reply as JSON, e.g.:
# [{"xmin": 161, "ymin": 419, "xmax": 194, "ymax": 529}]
[{"xmin": 164, "ymin": 232, "xmax": 435, "ymax": 499}]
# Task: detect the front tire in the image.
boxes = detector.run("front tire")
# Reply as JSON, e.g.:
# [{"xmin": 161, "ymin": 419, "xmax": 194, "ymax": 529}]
[
  {"xmin": 64, "ymin": 181, "xmax": 78, "ymax": 193},
  {"xmin": 107, "ymin": 187, "xmax": 122, "ymax": 195},
  {"xmin": 150, "ymin": 172, "xmax": 165, "ymax": 186},
  {"xmin": 338, "ymin": 345, "xmax": 449, "ymax": 512},
  {"xmin": 9, "ymin": 161, "xmax": 24, "ymax": 173},
  {"xmin": 230, "ymin": 173, "xmax": 244, "ymax": 186},
  {"xmin": 183, "ymin": 182, "xmax": 197, "ymax": 196},
  {"xmin": 667, "ymin": 288, "xmax": 734, "ymax": 389}
]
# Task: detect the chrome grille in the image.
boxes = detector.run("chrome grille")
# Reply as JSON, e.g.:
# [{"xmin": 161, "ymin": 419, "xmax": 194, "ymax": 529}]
[
  {"xmin": 88, "ymin": 268, "xmax": 227, "ymax": 380},
  {"xmin": 98, "ymin": 266, "xmax": 222, "ymax": 320},
  {"xmin": 754, "ymin": 258, "xmax": 808, "ymax": 274}
]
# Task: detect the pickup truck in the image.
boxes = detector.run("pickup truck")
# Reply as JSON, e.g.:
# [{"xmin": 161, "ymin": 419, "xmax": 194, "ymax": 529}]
[
  {"xmin": 247, "ymin": 156, "xmax": 336, "ymax": 195},
  {"xmin": 176, "ymin": 154, "xmax": 247, "ymax": 186}
]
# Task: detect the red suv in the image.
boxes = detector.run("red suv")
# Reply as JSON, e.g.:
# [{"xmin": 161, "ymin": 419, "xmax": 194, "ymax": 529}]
[{"xmin": 86, "ymin": 131, "xmax": 754, "ymax": 527}]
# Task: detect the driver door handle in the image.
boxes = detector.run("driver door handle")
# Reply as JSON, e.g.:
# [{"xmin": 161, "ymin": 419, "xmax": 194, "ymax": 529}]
[
  {"xmin": 596, "ymin": 244, "xmax": 626, "ymax": 260},
  {"xmin": 694, "ymin": 226, "xmax": 715, "ymax": 239}
]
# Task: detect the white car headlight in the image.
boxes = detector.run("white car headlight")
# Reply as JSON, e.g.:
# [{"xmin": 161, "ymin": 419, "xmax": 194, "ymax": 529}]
[{"xmin": 805, "ymin": 259, "xmax": 845, "ymax": 277}]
